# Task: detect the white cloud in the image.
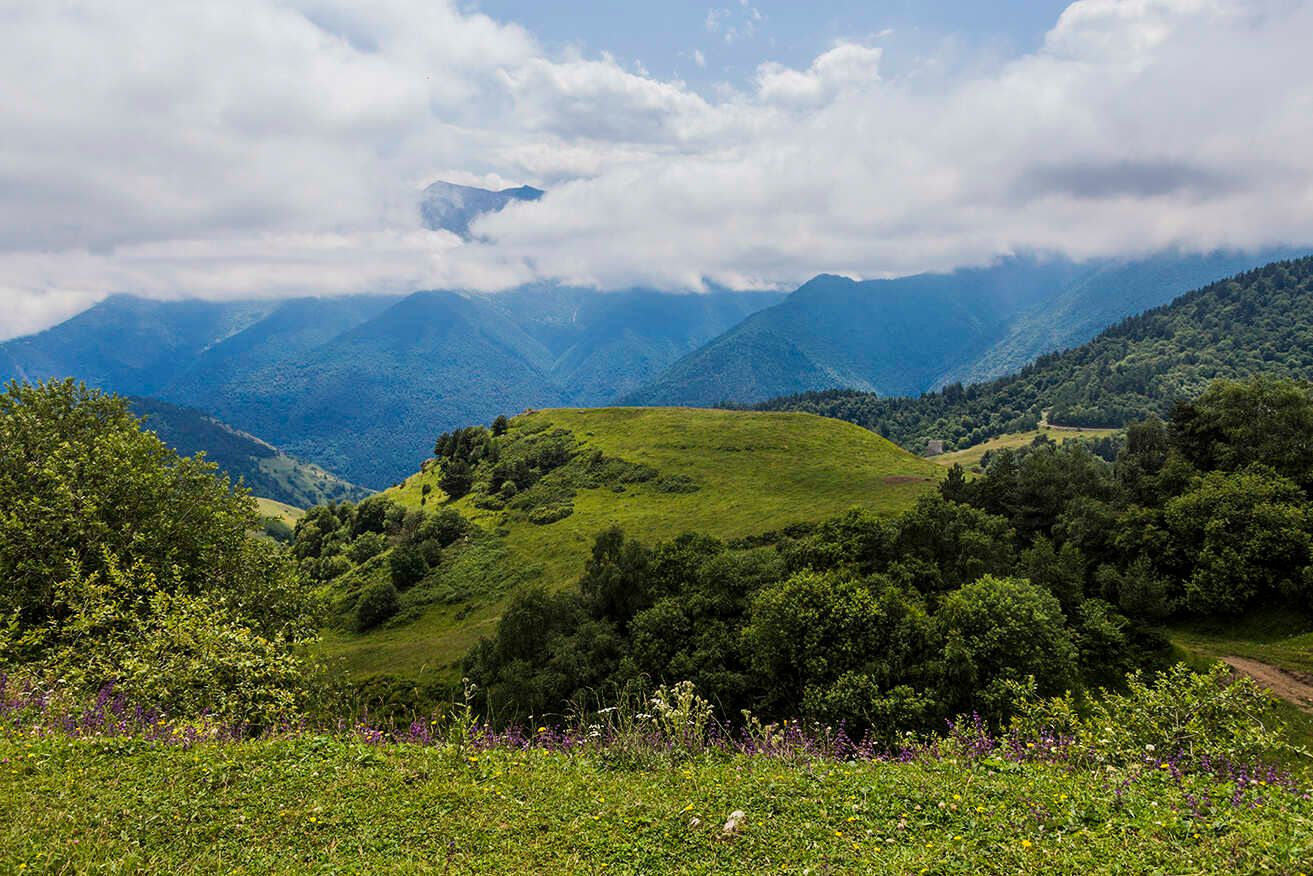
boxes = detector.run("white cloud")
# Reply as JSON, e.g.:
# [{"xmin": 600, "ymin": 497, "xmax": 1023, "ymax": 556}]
[{"xmin": 0, "ymin": 0, "xmax": 1311, "ymax": 338}]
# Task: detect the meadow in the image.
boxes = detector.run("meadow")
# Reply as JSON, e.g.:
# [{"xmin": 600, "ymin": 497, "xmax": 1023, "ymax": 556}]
[{"xmin": 319, "ymin": 408, "xmax": 942, "ymax": 679}]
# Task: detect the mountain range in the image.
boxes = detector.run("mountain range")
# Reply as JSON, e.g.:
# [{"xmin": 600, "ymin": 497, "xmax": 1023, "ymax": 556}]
[
  {"xmin": 759, "ymin": 255, "xmax": 1313, "ymax": 453},
  {"xmin": 626, "ymin": 248, "xmax": 1304, "ymax": 406},
  {"xmin": 0, "ymin": 287, "xmax": 779, "ymax": 487},
  {"xmin": 3, "ymin": 245, "xmax": 1303, "ymax": 488}
]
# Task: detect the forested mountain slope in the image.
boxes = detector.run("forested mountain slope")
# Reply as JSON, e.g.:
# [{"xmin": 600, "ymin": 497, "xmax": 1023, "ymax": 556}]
[
  {"xmin": 759, "ymin": 256, "xmax": 1313, "ymax": 452},
  {"xmin": 128, "ymin": 397, "xmax": 368, "ymax": 507},
  {"xmin": 628, "ymin": 249, "xmax": 1300, "ymax": 406}
]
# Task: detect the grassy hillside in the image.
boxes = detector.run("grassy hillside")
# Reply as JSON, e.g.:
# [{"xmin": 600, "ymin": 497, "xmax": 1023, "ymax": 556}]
[
  {"xmin": 762, "ymin": 256, "xmax": 1313, "ymax": 453},
  {"xmin": 316, "ymin": 408, "xmax": 941, "ymax": 679},
  {"xmin": 6, "ymin": 735, "xmax": 1310, "ymax": 874},
  {"xmin": 931, "ymin": 425, "xmax": 1120, "ymax": 470}
]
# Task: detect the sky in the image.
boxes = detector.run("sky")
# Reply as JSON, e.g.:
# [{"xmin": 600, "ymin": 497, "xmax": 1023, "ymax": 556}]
[{"xmin": 1, "ymin": 0, "xmax": 1311, "ymax": 339}]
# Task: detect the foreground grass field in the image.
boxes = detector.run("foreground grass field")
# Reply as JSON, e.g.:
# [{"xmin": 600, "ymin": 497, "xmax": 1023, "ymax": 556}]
[
  {"xmin": 3, "ymin": 735, "xmax": 1310, "ymax": 874},
  {"xmin": 320, "ymin": 408, "xmax": 942, "ymax": 679}
]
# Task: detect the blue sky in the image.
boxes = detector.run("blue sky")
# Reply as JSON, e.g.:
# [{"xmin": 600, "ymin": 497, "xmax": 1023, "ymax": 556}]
[{"xmin": 476, "ymin": 0, "xmax": 1074, "ymax": 86}]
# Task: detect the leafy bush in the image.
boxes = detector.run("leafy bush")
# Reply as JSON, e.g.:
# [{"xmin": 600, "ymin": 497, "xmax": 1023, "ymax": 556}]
[
  {"xmin": 355, "ymin": 581, "xmax": 401, "ymax": 631},
  {"xmin": 348, "ymin": 531, "xmax": 388, "ymax": 563},
  {"xmin": 528, "ymin": 503, "xmax": 573, "ymax": 525},
  {"xmin": 0, "ymin": 380, "xmax": 323, "ymax": 726},
  {"xmin": 388, "ymin": 545, "xmax": 428, "ymax": 590},
  {"xmin": 1011, "ymin": 663, "xmax": 1291, "ymax": 768}
]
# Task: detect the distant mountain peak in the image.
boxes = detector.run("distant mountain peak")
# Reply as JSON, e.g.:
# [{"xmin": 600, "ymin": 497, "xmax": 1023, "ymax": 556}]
[{"xmin": 420, "ymin": 180, "xmax": 545, "ymax": 239}]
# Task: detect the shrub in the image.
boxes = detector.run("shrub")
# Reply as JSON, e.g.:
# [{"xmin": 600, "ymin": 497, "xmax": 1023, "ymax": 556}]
[
  {"xmin": 528, "ymin": 503, "xmax": 573, "ymax": 525},
  {"xmin": 348, "ymin": 532, "xmax": 388, "ymax": 564},
  {"xmin": 389, "ymin": 545, "xmax": 428, "ymax": 590},
  {"xmin": 354, "ymin": 581, "xmax": 401, "ymax": 631},
  {"xmin": 1011, "ymin": 662, "xmax": 1290, "ymax": 767},
  {"xmin": 935, "ymin": 575, "xmax": 1077, "ymax": 718}
]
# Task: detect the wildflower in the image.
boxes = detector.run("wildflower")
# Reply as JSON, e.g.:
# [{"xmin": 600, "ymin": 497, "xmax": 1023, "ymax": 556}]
[{"xmin": 1021, "ymin": 840, "xmax": 1032, "ymax": 849}]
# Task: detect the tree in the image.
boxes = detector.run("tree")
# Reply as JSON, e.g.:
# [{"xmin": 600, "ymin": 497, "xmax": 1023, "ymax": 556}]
[
  {"xmin": 0, "ymin": 379, "xmax": 318, "ymax": 723},
  {"xmin": 934, "ymin": 575, "xmax": 1077, "ymax": 718},
  {"xmin": 578, "ymin": 527, "xmax": 653, "ymax": 629},
  {"xmin": 1163, "ymin": 466, "xmax": 1312, "ymax": 613},
  {"xmin": 1172, "ymin": 377, "xmax": 1313, "ymax": 486},
  {"xmin": 439, "ymin": 459, "xmax": 475, "ymax": 500},
  {"xmin": 0, "ymin": 380, "xmax": 288, "ymax": 633},
  {"xmin": 743, "ymin": 571, "xmax": 931, "ymax": 724},
  {"xmin": 492, "ymin": 414, "xmax": 510, "ymax": 436},
  {"xmin": 389, "ymin": 544, "xmax": 429, "ymax": 590}
]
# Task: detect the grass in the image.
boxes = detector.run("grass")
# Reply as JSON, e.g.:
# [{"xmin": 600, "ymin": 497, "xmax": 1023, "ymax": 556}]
[
  {"xmin": 932, "ymin": 426, "xmax": 1120, "ymax": 470},
  {"xmin": 254, "ymin": 497, "xmax": 304, "ymax": 527},
  {"xmin": 3, "ymin": 735, "xmax": 1310, "ymax": 874},
  {"xmin": 317, "ymin": 408, "xmax": 942, "ymax": 680}
]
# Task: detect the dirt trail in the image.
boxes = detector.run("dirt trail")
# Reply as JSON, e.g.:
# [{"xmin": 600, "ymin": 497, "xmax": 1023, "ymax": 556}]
[{"xmin": 1222, "ymin": 657, "xmax": 1313, "ymax": 713}]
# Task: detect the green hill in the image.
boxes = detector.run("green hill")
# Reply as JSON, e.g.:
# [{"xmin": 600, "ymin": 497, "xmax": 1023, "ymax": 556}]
[
  {"xmin": 313, "ymin": 407, "xmax": 942, "ymax": 679},
  {"xmin": 761, "ymin": 256, "xmax": 1313, "ymax": 453}
]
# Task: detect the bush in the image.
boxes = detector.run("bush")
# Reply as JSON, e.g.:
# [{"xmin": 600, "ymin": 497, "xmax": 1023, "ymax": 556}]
[
  {"xmin": 355, "ymin": 581, "xmax": 401, "ymax": 631},
  {"xmin": 935, "ymin": 575, "xmax": 1077, "ymax": 718},
  {"xmin": 528, "ymin": 503, "xmax": 573, "ymax": 525},
  {"xmin": 389, "ymin": 545, "xmax": 428, "ymax": 590},
  {"xmin": 348, "ymin": 532, "xmax": 388, "ymax": 564},
  {"xmin": 1011, "ymin": 663, "xmax": 1291, "ymax": 767},
  {"xmin": 0, "ymin": 380, "xmax": 322, "ymax": 726}
]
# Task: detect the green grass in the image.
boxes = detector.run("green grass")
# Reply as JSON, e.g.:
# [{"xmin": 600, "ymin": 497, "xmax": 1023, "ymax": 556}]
[
  {"xmin": 932, "ymin": 426, "xmax": 1120, "ymax": 470},
  {"xmin": 3, "ymin": 736, "xmax": 1310, "ymax": 874},
  {"xmin": 320, "ymin": 408, "xmax": 942, "ymax": 679},
  {"xmin": 254, "ymin": 497, "xmax": 304, "ymax": 528}
]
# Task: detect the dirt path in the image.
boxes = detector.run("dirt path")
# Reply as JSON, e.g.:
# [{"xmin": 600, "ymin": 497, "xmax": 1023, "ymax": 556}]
[{"xmin": 1222, "ymin": 656, "xmax": 1313, "ymax": 713}]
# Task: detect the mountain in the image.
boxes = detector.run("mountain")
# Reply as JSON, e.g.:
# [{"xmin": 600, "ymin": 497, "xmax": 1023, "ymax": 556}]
[
  {"xmin": 759, "ymin": 256, "xmax": 1313, "ymax": 453},
  {"xmin": 420, "ymin": 180, "xmax": 544, "ymax": 238},
  {"xmin": 314, "ymin": 406, "xmax": 943, "ymax": 678},
  {"xmin": 0, "ymin": 287, "xmax": 778, "ymax": 487},
  {"xmin": 627, "ymin": 249, "xmax": 1302, "ymax": 407},
  {"xmin": 128, "ymin": 397, "xmax": 369, "ymax": 507}
]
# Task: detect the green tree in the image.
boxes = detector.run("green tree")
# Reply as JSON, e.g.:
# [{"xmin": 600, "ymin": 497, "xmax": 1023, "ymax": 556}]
[
  {"xmin": 743, "ymin": 571, "xmax": 931, "ymax": 724},
  {"xmin": 439, "ymin": 459, "xmax": 475, "ymax": 500},
  {"xmin": 389, "ymin": 544, "xmax": 429, "ymax": 590},
  {"xmin": 0, "ymin": 380, "xmax": 319, "ymax": 723},
  {"xmin": 1163, "ymin": 466, "xmax": 1312, "ymax": 613},
  {"xmin": 934, "ymin": 575, "xmax": 1077, "ymax": 718}
]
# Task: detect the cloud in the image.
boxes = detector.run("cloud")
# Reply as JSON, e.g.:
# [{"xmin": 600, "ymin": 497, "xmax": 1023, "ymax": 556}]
[{"xmin": 0, "ymin": 0, "xmax": 1311, "ymax": 338}]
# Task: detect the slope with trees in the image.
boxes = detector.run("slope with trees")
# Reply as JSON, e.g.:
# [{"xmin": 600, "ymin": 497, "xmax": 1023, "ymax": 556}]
[
  {"xmin": 463, "ymin": 377, "xmax": 1313, "ymax": 737},
  {"xmin": 760, "ymin": 256, "xmax": 1313, "ymax": 453},
  {"xmin": 627, "ymin": 249, "xmax": 1300, "ymax": 407}
]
